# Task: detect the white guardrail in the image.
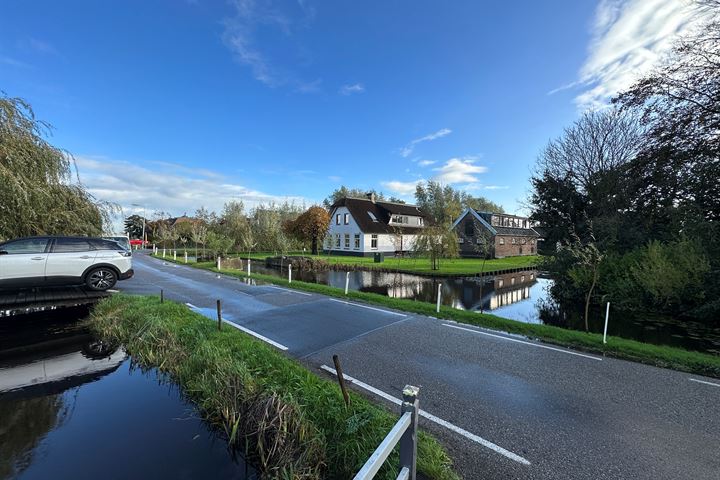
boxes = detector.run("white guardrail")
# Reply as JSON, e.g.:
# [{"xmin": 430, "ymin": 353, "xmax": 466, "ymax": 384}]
[{"xmin": 353, "ymin": 385, "xmax": 420, "ymax": 480}]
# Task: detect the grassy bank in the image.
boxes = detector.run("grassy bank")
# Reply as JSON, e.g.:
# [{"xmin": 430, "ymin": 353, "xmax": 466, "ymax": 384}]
[
  {"xmin": 153, "ymin": 248, "xmax": 540, "ymax": 276},
  {"xmin": 153, "ymin": 254, "xmax": 720, "ymax": 378},
  {"xmin": 90, "ymin": 294, "xmax": 458, "ymax": 480}
]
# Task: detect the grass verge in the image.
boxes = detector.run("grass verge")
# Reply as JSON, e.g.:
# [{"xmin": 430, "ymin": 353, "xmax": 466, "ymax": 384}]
[
  {"xmin": 158, "ymin": 249, "xmax": 540, "ymax": 276},
  {"xmin": 90, "ymin": 294, "xmax": 459, "ymax": 480},
  {"xmin": 152, "ymin": 254, "xmax": 720, "ymax": 378}
]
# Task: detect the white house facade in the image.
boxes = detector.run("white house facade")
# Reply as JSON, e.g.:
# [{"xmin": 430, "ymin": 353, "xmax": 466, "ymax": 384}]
[{"xmin": 325, "ymin": 195, "xmax": 427, "ymax": 256}]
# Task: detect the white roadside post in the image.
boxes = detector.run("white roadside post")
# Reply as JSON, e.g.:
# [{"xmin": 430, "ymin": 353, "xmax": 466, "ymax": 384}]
[
  {"xmin": 436, "ymin": 283, "xmax": 442, "ymax": 313},
  {"xmin": 603, "ymin": 302, "xmax": 610, "ymax": 344},
  {"xmin": 345, "ymin": 271, "xmax": 350, "ymax": 295},
  {"xmin": 216, "ymin": 256, "xmax": 221, "ymax": 271},
  {"xmin": 162, "ymin": 248, "xmax": 166, "ymax": 258},
  {"xmin": 288, "ymin": 263, "xmax": 292, "ymax": 283},
  {"xmin": 173, "ymin": 250, "xmax": 177, "ymax": 261},
  {"xmin": 247, "ymin": 259, "xmax": 251, "ymax": 276},
  {"xmin": 184, "ymin": 251, "xmax": 188, "ymax": 263}
]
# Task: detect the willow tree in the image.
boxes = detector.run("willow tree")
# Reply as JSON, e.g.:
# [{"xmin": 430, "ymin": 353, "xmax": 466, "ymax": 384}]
[{"xmin": 0, "ymin": 94, "xmax": 109, "ymax": 240}]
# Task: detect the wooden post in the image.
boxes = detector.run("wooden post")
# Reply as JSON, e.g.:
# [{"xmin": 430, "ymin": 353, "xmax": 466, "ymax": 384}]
[
  {"xmin": 399, "ymin": 385, "xmax": 420, "ymax": 480},
  {"xmin": 160, "ymin": 289, "xmax": 164, "ymax": 303},
  {"xmin": 332, "ymin": 354, "xmax": 351, "ymax": 407},
  {"xmin": 216, "ymin": 299, "xmax": 222, "ymax": 331}
]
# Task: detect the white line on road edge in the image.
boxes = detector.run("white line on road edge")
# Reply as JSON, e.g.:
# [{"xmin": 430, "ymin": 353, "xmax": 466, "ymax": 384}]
[
  {"xmin": 222, "ymin": 320, "xmax": 289, "ymax": 351},
  {"xmin": 185, "ymin": 303, "xmax": 289, "ymax": 351},
  {"xmin": 689, "ymin": 378, "xmax": 720, "ymax": 388},
  {"xmin": 320, "ymin": 365, "xmax": 530, "ymax": 466},
  {"xmin": 442, "ymin": 323, "xmax": 602, "ymax": 361},
  {"xmin": 266, "ymin": 285, "xmax": 313, "ymax": 296},
  {"xmin": 327, "ymin": 298, "xmax": 407, "ymax": 317}
]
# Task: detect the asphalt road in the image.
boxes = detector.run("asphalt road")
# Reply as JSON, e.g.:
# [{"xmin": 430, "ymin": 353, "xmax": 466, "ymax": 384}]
[{"xmin": 119, "ymin": 253, "xmax": 720, "ymax": 480}]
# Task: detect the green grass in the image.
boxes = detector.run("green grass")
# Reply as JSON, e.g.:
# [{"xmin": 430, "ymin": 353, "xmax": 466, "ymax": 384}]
[
  {"xmin": 236, "ymin": 252, "xmax": 541, "ymax": 276},
  {"xmin": 154, "ymin": 253, "xmax": 720, "ymax": 378},
  {"xmin": 90, "ymin": 294, "xmax": 459, "ymax": 480}
]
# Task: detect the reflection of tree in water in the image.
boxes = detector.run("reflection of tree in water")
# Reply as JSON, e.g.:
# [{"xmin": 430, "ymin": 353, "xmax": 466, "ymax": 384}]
[{"xmin": 0, "ymin": 394, "xmax": 72, "ymax": 479}]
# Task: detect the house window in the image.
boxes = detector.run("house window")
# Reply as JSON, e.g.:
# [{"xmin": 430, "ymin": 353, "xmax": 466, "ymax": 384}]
[
  {"xmin": 335, "ymin": 234, "xmax": 341, "ymax": 248},
  {"xmin": 368, "ymin": 212, "xmax": 379, "ymax": 222},
  {"xmin": 344, "ymin": 234, "xmax": 350, "ymax": 249},
  {"xmin": 499, "ymin": 237, "xmax": 505, "ymax": 245},
  {"xmin": 511, "ymin": 238, "xmax": 516, "ymax": 244},
  {"xmin": 354, "ymin": 234, "xmax": 360, "ymax": 249},
  {"xmin": 531, "ymin": 239, "xmax": 535, "ymax": 245},
  {"xmin": 392, "ymin": 215, "xmax": 407, "ymax": 224},
  {"xmin": 498, "ymin": 279, "xmax": 504, "ymax": 288},
  {"xmin": 458, "ymin": 237, "xmax": 464, "ymax": 244},
  {"xmin": 336, "ymin": 214, "xmax": 341, "ymax": 225},
  {"xmin": 464, "ymin": 221, "xmax": 474, "ymax": 237},
  {"xmin": 371, "ymin": 234, "xmax": 378, "ymax": 249},
  {"xmin": 511, "ymin": 277, "xmax": 516, "ymax": 285},
  {"xmin": 521, "ymin": 275, "xmax": 525, "ymax": 282},
  {"xmin": 418, "ymin": 217, "xmax": 424, "ymax": 226},
  {"xmin": 344, "ymin": 213, "xmax": 349, "ymax": 225},
  {"xmin": 522, "ymin": 238, "xmax": 527, "ymax": 244}
]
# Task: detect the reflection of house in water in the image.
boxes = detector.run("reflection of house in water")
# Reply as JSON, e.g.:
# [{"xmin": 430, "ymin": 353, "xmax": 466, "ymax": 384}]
[{"xmin": 458, "ymin": 270, "xmax": 537, "ymax": 312}]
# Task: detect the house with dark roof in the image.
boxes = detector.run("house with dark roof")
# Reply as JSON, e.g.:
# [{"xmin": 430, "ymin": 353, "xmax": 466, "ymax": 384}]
[
  {"xmin": 451, "ymin": 209, "xmax": 540, "ymax": 258},
  {"xmin": 326, "ymin": 194, "xmax": 427, "ymax": 256}
]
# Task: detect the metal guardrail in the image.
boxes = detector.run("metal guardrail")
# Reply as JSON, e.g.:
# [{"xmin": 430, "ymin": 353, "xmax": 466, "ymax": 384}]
[{"xmin": 354, "ymin": 385, "xmax": 420, "ymax": 480}]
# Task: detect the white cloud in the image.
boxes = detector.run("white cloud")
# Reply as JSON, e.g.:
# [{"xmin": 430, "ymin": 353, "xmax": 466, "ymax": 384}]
[
  {"xmin": 568, "ymin": 0, "xmax": 709, "ymax": 109},
  {"xmin": 482, "ymin": 185, "xmax": 509, "ymax": 190},
  {"xmin": 223, "ymin": 0, "xmax": 316, "ymax": 88},
  {"xmin": 74, "ymin": 156, "xmax": 310, "ymax": 224},
  {"xmin": 339, "ymin": 83, "xmax": 365, "ymax": 95},
  {"xmin": 432, "ymin": 157, "xmax": 487, "ymax": 184},
  {"xmin": 418, "ymin": 160, "xmax": 436, "ymax": 167},
  {"xmin": 399, "ymin": 128, "xmax": 451, "ymax": 158},
  {"xmin": 381, "ymin": 180, "xmax": 423, "ymax": 196}
]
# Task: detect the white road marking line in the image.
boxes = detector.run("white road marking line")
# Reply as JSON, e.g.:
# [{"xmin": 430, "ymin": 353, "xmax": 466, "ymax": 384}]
[
  {"xmin": 184, "ymin": 303, "xmax": 289, "ymax": 351},
  {"xmin": 320, "ymin": 365, "xmax": 530, "ymax": 465},
  {"xmin": 689, "ymin": 378, "xmax": 720, "ymax": 388},
  {"xmin": 442, "ymin": 323, "xmax": 602, "ymax": 361},
  {"xmin": 327, "ymin": 298, "xmax": 407, "ymax": 317},
  {"xmin": 107, "ymin": 289, "xmax": 119, "ymax": 293},
  {"xmin": 266, "ymin": 285, "xmax": 313, "ymax": 296},
  {"xmin": 222, "ymin": 320, "xmax": 289, "ymax": 351}
]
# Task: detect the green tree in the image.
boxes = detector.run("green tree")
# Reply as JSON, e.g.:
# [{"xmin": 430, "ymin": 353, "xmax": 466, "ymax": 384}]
[
  {"xmin": 414, "ymin": 181, "xmax": 504, "ymax": 226},
  {"xmin": 413, "ymin": 225, "xmax": 459, "ymax": 270},
  {"xmin": 0, "ymin": 94, "xmax": 110, "ymax": 240},
  {"xmin": 323, "ymin": 186, "xmax": 385, "ymax": 208},
  {"xmin": 124, "ymin": 215, "xmax": 145, "ymax": 239}
]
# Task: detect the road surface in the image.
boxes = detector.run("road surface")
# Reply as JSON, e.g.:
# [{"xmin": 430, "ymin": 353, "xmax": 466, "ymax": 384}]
[{"xmin": 118, "ymin": 253, "xmax": 720, "ymax": 480}]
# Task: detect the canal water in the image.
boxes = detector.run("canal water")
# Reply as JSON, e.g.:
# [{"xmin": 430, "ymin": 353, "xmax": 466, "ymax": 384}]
[
  {"xmin": 246, "ymin": 261, "xmax": 720, "ymax": 355},
  {"xmin": 0, "ymin": 308, "xmax": 257, "ymax": 480}
]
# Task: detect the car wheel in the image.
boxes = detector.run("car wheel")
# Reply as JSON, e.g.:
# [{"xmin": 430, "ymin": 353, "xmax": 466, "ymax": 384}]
[{"xmin": 86, "ymin": 267, "xmax": 117, "ymax": 291}]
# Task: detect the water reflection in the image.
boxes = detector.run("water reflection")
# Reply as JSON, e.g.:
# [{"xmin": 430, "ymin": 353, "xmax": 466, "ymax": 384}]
[{"xmin": 0, "ymin": 310, "xmax": 256, "ymax": 480}]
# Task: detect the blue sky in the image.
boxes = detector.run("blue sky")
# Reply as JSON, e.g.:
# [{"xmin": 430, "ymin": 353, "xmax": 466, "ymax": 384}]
[{"xmin": 0, "ymin": 0, "xmax": 705, "ymax": 223}]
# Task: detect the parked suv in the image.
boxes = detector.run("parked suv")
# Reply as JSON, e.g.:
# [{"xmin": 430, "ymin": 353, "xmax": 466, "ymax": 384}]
[{"xmin": 0, "ymin": 236, "xmax": 134, "ymax": 291}]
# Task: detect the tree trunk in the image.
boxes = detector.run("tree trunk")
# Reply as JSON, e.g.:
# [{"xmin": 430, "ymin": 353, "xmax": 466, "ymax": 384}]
[
  {"xmin": 584, "ymin": 269, "xmax": 598, "ymax": 332},
  {"xmin": 311, "ymin": 236, "xmax": 318, "ymax": 255}
]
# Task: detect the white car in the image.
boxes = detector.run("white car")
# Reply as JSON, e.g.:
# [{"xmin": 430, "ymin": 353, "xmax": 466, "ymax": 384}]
[{"xmin": 0, "ymin": 236, "xmax": 134, "ymax": 291}]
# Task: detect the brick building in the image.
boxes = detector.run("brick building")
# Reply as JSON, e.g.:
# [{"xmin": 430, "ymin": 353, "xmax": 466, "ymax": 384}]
[{"xmin": 451, "ymin": 209, "xmax": 540, "ymax": 258}]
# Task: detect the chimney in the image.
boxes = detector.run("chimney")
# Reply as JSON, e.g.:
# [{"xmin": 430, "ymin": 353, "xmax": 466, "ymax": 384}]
[{"xmin": 366, "ymin": 192, "xmax": 376, "ymax": 203}]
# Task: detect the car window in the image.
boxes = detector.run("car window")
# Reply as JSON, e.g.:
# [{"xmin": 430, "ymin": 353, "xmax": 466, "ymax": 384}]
[
  {"xmin": 0, "ymin": 238, "xmax": 49, "ymax": 254},
  {"xmin": 92, "ymin": 239, "xmax": 123, "ymax": 250},
  {"xmin": 54, "ymin": 238, "xmax": 93, "ymax": 253}
]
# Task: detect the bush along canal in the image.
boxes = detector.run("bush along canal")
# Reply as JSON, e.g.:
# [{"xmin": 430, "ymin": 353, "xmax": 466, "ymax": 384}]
[
  {"xmin": 153, "ymin": 254, "xmax": 720, "ymax": 378},
  {"xmin": 0, "ymin": 307, "xmax": 256, "ymax": 480},
  {"xmin": 88, "ymin": 294, "xmax": 459, "ymax": 480}
]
